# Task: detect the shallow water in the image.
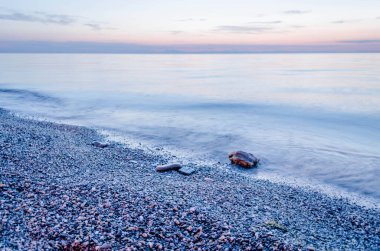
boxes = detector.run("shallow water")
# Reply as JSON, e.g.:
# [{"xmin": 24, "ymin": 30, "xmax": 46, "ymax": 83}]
[{"xmin": 1, "ymin": 53, "xmax": 379, "ymax": 204}]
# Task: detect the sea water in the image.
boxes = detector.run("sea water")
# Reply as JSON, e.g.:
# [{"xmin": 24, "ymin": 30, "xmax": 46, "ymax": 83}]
[{"xmin": 1, "ymin": 53, "xmax": 379, "ymax": 205}]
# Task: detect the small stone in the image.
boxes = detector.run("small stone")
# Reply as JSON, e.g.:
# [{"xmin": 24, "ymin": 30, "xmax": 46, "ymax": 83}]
[
  {"xmin": 256, "ymin": 243, "xmax": 263, "ymax": 250},
  {"xmin": 195, "ymin": 227, "xmax": 203, "ymax": 234},
  {"xmin": 128, "ymin": 227, "xmax": 138, "ymax": 231},
  {"xmin": 189, "ymin": 207, "xmax": 197, "ymax": 213},
  {"xmin": 91, "ymin": 142, "xmax": 109, "ymax": 148},
  {"xmin": 156, "ymin": 163, "xmax": 182, "ymax": 172},
  {"xmin": 177, "ymin": 166, "xmax": 196, "ymax": 175}
]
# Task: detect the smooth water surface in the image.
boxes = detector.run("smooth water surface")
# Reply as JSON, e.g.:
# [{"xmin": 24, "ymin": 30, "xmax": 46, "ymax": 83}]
[{"xmin": 1, "ymin": 53, "xmax": 379, "ymax": 205}]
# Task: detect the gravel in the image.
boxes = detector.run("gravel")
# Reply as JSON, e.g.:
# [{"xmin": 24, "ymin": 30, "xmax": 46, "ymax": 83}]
[{"xmin": 1, "ymin": 108, "xmax": 380, "ymax": 250}]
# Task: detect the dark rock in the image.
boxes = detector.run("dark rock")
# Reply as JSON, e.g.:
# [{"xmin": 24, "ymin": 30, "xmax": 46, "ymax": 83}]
[
  {"xmin": 156, "ymin": 163, "xmax": 182, "ymax": 172},
  {"xmin": 91, "ymin": 142, "xmax": 109, "ymax": 148},
  {"xmin": 177, "ymin": 166, "xmax": 196, "ymax": 175},
  {"xmin": 228, "ymin": 151, "xmax": 259, "ymax": 168}
]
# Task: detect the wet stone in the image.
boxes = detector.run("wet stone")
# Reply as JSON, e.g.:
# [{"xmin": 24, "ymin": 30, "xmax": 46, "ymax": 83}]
[
  {"xmin": 91, "ymin": 142, "xmax": 109, "ymax": 148},
  {"xmin": 156, "ymin": 163, "xmax": 182, "ymax": 172},
  {"xmin": 228, "ymin": 151, "xmax": 259, "ymax": 168},
  {"xmin": 177, "ymin": 166, "xmax": 196, "ymax": 175}
]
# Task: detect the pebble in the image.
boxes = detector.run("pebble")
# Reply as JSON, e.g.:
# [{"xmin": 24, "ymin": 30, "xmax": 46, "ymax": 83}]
[
  {"xmin": 91, "ymin": 142, "xmax": 109, "ymax": 148},
  {"xmin": 156, "ymin": 163, "xmax": 182, "ymax": 172},
  {"xmin": 177, "ymin": 166, "xmax": 196, "ymax": 175},
  {"xmin": 189, "ymin": 207, "xmax": 197, "ymax": 213}
]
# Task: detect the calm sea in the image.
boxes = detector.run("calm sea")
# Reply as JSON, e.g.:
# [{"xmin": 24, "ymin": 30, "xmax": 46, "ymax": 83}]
[{"xmin": 1, "ymin": 53, "xmax": 379, "ymax": 206}]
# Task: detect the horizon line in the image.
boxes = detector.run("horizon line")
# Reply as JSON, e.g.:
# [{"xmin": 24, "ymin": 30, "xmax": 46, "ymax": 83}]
[
  {"xmin": 0, "ymin": 40, "xmax": 379, "ymax": 53},
  {"xmin": 1, "ymin": 51, "xmax": 380, "ymax": 54}
]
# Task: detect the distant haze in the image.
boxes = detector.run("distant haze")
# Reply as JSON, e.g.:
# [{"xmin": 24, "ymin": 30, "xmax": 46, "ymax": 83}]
[{"xmin": 0, "ymin": 0, "xmax": 379, "ymax": 53}]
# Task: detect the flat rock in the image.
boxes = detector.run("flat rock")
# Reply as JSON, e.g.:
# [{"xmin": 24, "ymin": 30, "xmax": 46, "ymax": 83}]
[
  {"xmin": 156, "ymin": 163, "xmax": 182, "ymax": 172},
  {"xmin": 177, "ymin": 166, "xmax": 196, "ymax": 175},
  {"xmin": 228, "ymin": 151, "xmax": 259, "ymax": 168},
  {"xmin": 91, "ymin": 141, "xmax": 109, "ymax": 148}
]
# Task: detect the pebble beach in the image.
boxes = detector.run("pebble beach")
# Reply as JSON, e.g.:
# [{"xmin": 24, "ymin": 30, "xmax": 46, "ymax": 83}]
[{"xmin": 1, "ymin": 107, "xmax": 380, "ymax": 250}]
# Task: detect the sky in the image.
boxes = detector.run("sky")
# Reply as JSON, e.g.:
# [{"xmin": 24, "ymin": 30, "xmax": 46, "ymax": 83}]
[{"xmin": 0, "ymin": 0, "xmax": 379, "ymax": 53}]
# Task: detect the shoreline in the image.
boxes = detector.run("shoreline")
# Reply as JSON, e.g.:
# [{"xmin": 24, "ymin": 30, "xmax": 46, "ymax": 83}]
[
  {"xmin": 101, "ymin": 129, "xmax": 380, "ymax": 210},
  {"xmin": 8, "ymin": 109, "xmax": 380, "ymax": 210},
  {"xmin": 1, "ymin": 108, "xmax": 379, "ymax": 250}
]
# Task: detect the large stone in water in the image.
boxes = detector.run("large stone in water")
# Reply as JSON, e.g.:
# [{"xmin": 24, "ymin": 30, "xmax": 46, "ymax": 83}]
[
  {"xmin": 228, "ymin": 151, "xmax": 259, "ymax": 168},
  {"xmin": 156, "ymin": 163, "xmax": 182, "ymax": 172}
]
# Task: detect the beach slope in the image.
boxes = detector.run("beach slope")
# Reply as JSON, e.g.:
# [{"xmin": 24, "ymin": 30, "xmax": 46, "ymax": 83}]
[{"xmin": 1, "ymin": 108, "xmax": 379, "ymax": 250}]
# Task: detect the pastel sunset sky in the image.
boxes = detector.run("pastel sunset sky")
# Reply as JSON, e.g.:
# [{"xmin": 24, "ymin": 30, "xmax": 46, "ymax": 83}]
[{"xmin": 0, "ymin": 0, "xmax": 379, "ymax": 53}]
